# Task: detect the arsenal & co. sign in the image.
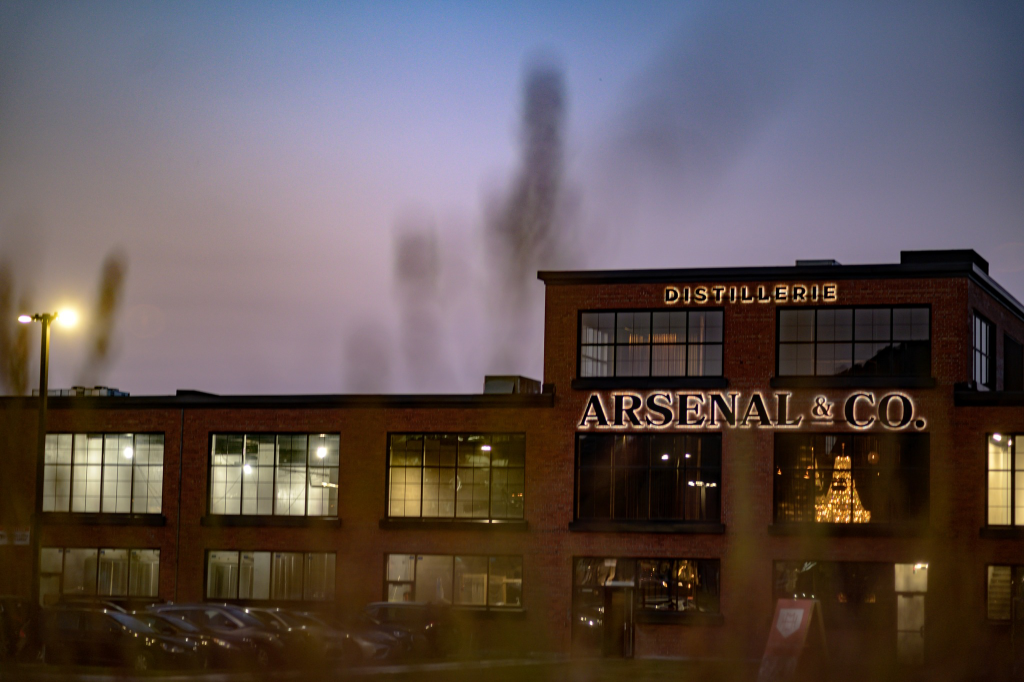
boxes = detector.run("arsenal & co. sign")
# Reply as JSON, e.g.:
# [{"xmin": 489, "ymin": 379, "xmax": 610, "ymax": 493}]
[{"xmin": 579, "ymin": 392, "xmax": 926, "ymax": 431}]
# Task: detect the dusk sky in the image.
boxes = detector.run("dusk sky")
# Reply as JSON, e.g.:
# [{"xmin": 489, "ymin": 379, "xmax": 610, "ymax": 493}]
[{"xmin": 1, "ymin": 1, "xmax": 1022, "ymax": 396}]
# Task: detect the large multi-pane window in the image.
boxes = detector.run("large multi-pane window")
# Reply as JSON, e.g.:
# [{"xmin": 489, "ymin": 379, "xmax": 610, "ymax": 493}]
[
  {"xmin": 41, "ymin": 434, "xmax": 164, "ymax": 514},
  {"xmin": 774, "ymin": 434, "xmax": 929, "ymax": 525},
  {"xmin": 206, "ymin": 551, "xmax": 335, "ymax": 601},
  {"xmin": 579, "ymin": 310, "xmax": 723, "ymax": 378},
  {"xmin": 209, "ymin": 434, "xmax": 339, "ymax": 516},
  {"xmin": 973, "ymin": 313, "xmax": 995, "ymax": 389},
  {"xmin": 777, "ymin": 307, "xmax": 930, "ymax": 377},
  {"xmin": 573, "ymin": 558, "xmax": 719, "ymax": 637},
  {"xmin": 388, "ymin": 434, "xmax": 524, "ymax": 520},
  {"xmin": 635, "ymin": 559, "xmax": 720, "ymax": 613},
  {"xmin": 987, "ymin": 433, "xmax": 1023, "ymax": 526},
  {"xmin": 986, "ymin": 565, "xmax": 1024, "ymax": 621},
  {"xmin": 575, "ymin": 434, "xmax": 721, "ymax": 522},
  {"xmin": 385, "ymin": 554, "xmax": 522, "ymax": 609},
  {"xmin": 774, "ymin": 561, "xmax": 897, "ymax": 627},
  {"xmin": 39, "ymin": 547, "xmax": 159, "ymax": 605}
]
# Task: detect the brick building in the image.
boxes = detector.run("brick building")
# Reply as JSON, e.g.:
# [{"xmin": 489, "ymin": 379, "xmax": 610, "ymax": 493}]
[{"xmin": 1, "ymin": 249, "xmax": 1023, "ymax": 676}]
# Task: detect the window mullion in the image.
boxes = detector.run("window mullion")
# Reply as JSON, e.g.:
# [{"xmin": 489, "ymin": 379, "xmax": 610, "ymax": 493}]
[
  {"xmin": 612, "ymin": 313, "xmax": 618, "ymax": 378},
  {"xmin": 129, "ymin": 435, "xmax": 136, "ymax": 514},
  {"xmin": 270, "ymin": 437, "xmax": 278, "ymax": 517},
  {"xmin": 420, "ymin": 441, "xmax": 427, "ymax": 519},
  {"xmin": 684, "ymin": 312, "xmax": 690, "ymax": 378},
  {"xmin": 809, "ymin": 311, "xmax": 817, "ymax": 377}
]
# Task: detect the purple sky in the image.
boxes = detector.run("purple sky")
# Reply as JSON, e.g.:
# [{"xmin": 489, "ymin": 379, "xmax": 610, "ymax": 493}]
[{"xmin": 1, "ymin": 1, "xmax": 1022, "ymax": 396}]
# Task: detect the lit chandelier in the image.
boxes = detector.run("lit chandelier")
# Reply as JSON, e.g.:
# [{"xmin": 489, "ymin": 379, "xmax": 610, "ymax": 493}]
[{"xmin": 815, "ymin": 445, "xmax": 871, "ymax": 523}]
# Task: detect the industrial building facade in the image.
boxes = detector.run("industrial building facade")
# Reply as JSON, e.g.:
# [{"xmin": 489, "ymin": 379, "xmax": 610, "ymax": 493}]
[{"xmin": 1, "ymin": 249, "xmax": 1023, "ymax": 677}]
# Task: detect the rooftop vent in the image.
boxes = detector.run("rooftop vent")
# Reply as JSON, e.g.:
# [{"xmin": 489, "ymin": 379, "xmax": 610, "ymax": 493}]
[
  {"xmin": 483, "ymin": 376, "xmax": 541, "ymax": 395},
  {"xmin": 795, "ymin": 259, "xmax": 841, "ymax": 267},
  {"xmin": 32, "ymin": 386, "xmax": 129, "ymax": 397},
  {"xmin": 900, "ymin": 249, "xmax": 988, "ymax": 274}
]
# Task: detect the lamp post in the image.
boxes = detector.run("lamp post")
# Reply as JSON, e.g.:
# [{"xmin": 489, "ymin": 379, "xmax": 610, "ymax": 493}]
[{"xmin": 17, "ymin": 310, "xmax": 76, "ymax": 603}]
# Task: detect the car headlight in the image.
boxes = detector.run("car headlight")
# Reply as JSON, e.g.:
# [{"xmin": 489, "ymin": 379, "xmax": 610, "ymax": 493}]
[{"xmin": 161, "ymin": 642, "xmax": 186, "ymax": 654}]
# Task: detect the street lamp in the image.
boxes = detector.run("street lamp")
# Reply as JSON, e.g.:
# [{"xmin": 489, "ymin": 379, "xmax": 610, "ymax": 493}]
[{"xmin": 18, "ymin": 309, "xmax": 76, "ymax": 603}]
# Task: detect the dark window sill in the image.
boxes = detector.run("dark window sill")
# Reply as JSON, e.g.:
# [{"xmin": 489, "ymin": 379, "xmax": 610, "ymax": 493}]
[
  {"xmin": 636, "ymin": 610, "xmax": 724, "ymax": 626},
  {"xmin": 38, "ymin": 513, "xmax": 166, "ymax": 527},
  {"xmin": 571, "ymin": 377, "xmax": 728, "ymax": 391},
  {"xmin": 770, "ymin": 376, "xmax": 936, "ymax": 389},
  {"xmin": 379, "ymin": 519, "xmax": 528, "ymax": 531},
  {"xmin": 980, "ymin": 526, "xmax": 1024, "ymax": 540},
  {"xmin": 569, "ymin": 520, "xmax": 725, "ymax": 534},
  {"xmin": 200, "ymin": 515, "xmax": 340, "ymax": 528},
  {"xmin": 769, "ymin": 523, "xmax": 927, "ymax": 537}
]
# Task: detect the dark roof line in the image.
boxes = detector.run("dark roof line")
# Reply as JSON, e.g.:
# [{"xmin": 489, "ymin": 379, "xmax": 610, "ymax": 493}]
[{"xmin": 0, "ymin": 392, "xmax": 556, "ymax": 410}]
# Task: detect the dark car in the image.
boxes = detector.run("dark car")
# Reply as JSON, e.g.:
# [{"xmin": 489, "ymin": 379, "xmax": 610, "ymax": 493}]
[
  {"xmin": 280, "ymin": 609, "xmax": 408, "ymax": 664},
  {"xmin": 0, "ymin": 596, "xmax": 35, "ymax": 661},
  {"xmin": 363, "ymin": 602, "xmax": 463, "ymax": 658},
  {"xmin": 131, "ymin": 610, "xmax": 247, "ymax": 669},
  {"xmin": 30, "ymin": 608, "xmax": 201, "ymax": 671},
  {"xmin": 146, "ymin": 603, "xmax": 286, "ymax": 667},
  {"xmin": 241, "ymin": 607, "xmax": 362, "ymax": 664}
]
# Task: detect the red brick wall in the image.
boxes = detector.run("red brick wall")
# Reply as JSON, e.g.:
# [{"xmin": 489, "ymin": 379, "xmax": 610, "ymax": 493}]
[{"xmin": 2, "ymin": 268, "xmax": 1022, "ymax": 671}]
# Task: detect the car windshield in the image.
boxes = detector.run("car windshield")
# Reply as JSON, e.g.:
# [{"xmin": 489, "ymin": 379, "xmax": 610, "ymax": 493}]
[
  {"xmin": 156, "ymin": 615, "xmax": 201, "ymax": 633},
  {"xmin": 274, "ymin": 611, "xmax": 316, "ymax": 627},
  {"xmin": 220, "ymin": 606, "xmax": 265, "ymax": 628},
  {"xmin": 108, "ymin": 612, "xmax": 158, "ymax": 634}
]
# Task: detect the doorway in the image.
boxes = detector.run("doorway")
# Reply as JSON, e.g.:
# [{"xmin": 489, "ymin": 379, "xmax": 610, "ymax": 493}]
[
  {"xmin": 572, "ymin": 558, "xmax": 635, "ymax": 658},
  {"xmin": 895, "ymin": 563, "xmax": 928, "ymax": 666}
]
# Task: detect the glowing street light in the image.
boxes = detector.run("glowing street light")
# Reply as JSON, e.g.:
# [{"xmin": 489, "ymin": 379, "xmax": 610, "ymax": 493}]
[{"xmin": 18, "ymin": 308, "xmax": 77, "ymax": 605}]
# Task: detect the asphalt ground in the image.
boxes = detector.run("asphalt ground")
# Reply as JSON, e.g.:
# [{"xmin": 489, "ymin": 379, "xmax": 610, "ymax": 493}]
[{"xmin": 0, "ymin": 658, "xmax": 760, "ymax": 682}]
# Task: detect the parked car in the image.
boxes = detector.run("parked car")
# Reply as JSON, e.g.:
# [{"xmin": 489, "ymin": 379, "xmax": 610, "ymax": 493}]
[
  {"xmin": 131, "ymin": 610, "xmax": 247, "ymax": 669},
  {"xmin": 240, "ymin": 607, "xmax": 360, "ymax": 664},
  {"xmin": 363, "ymin": 602, "xmax": 463, "ymax": 657},
  {"xmin": 146, "ymin": 603, "xmax": 286, "ymax": 667},
  {"xmin": 287, "ymin": 609, "xmax": 405, "ymax": 663},
  {"xmin": 0, "ymin": 596, "xmax": 35, "ymax": 661},
  {"xmin": 28, "ymin": 607, "xmax": 201, "ymax": 671}
]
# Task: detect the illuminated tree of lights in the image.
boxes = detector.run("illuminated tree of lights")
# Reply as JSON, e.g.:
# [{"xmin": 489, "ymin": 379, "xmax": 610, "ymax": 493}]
[{"xmin": 816, "ymin": 448, "xmax": 871, "ymax": 523}]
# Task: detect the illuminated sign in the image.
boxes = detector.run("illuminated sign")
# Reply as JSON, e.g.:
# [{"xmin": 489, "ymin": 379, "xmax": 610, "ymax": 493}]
[
  {"xmin": 664, "ymin": 284, "xmax": 838, "ymax": 305},
  {"xmin": 579, "ymin": 391, "xmax": 924, "ymax": 431}
]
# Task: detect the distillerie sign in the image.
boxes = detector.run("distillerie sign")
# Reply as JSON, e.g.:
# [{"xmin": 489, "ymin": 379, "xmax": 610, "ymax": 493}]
[
  {"xmin": 579, "ymin": 392, "xmax": 926, "ymax": 431},
  {"xmin": 664, "ymin": 283, "xmax": 838, "ymax": 305}
]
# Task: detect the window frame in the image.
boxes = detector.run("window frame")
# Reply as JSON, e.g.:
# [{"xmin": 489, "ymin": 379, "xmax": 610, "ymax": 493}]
[
  {"xmin": 40, "ymin": 433, "xmax": 165, "ymax": 515},
  {"xmin": 203, "ymin": 550, "xmax": 336, "ymax": 602},
  {"xmin": 986, "ymin": 564, "xmax": 1024, "ymax": 622},
  {"xmin": 39, "ymin": 546, "xmax": 160, "ymax": 603},
  {"xmin": 383, "ymin": 553, "xmax": 523, "ymax": 610},
  {"xmin": 385, "ymin": 433, "xmax": 526, "ymax": 522},
  {"xmin": 206, "ymin": 433, "xmax": 340, "ymax": 518},
  {"xmin": 772, "ymin": 432, "xmax": 930, "ymax": 527},
  {"xmin": 574, "ymin": 433, "xmax": 722, "ymax": 524},
  {"xmin": 775, "ymin": 305, "xmax": 932, "ymax": 379},
  {"xmin": 576, "ymin": 309, "xmax": 725, "ymax": 380},
  {"xmin": 986, "ymin": 433, "xmax": 1022, "ymax": 527},
  {"xmin": 973, "ymin": 312, "xmax": 995, "ymax": 390}
]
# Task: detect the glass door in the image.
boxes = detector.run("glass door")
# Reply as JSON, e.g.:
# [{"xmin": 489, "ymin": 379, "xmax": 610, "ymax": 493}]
[{"xmin": 895, "ymin": 563, "xmax": 928, "ymax": 665}]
